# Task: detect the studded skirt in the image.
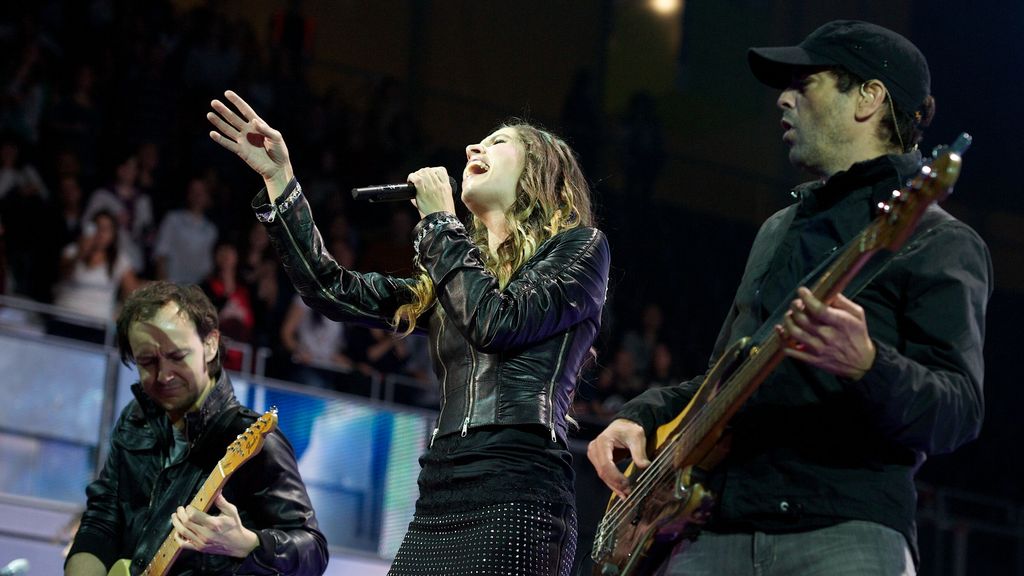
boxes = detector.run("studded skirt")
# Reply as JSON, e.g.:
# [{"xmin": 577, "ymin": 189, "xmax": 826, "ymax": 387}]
[
  {"xmin": 388, "ymin": 427, "xmax": 578, "ymax": 576},
  {"xmin": 388, "ymin": 500, "xmax": 577, "ymax": 576}
]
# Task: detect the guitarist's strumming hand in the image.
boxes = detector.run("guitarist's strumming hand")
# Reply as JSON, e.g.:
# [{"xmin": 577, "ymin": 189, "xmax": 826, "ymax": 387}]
[
  {"xmin": 775, "ymin": 287, "xmax": 877, "ymax": 381},
  {"xmin": 171, "ymin": 494, "xmax": 260, "ymax": 558},
  {"xmin": 587, "ymin": 419, "xmax": 652, "ymax": 500}
]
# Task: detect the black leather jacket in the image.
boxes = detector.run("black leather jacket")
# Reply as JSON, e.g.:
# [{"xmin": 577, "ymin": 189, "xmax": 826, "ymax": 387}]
[
  {"xmin": 254, "ymin": 179, "xmax": 609, "ymax": 444},
  {"xmin": 68, "ymin": 372, "xmax": 329, "ymax": 575}
]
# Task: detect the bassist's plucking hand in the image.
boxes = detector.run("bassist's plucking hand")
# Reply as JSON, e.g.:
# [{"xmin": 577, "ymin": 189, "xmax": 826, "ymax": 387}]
[{"xmin": 587, "ymin": 419, "xmax": 652, "ymax": 500}]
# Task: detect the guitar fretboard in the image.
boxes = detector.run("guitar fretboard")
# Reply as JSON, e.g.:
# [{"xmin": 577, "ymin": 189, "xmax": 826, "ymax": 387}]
[{"xmin": 140, "ymin": 460, "xmax": 229, "ymax": 575}]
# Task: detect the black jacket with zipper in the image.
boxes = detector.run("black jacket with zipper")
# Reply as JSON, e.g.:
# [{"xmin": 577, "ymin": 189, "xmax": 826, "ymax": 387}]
[
  {"xmin": 254, "ymin": 179, "xmax": 610, "ymax": 445},
  {"xmin": 68, "ymin": 371, "xmax": 328, "ymax": 575}
]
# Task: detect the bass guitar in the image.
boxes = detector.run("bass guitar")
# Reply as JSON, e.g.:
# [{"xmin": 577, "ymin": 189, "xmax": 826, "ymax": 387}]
[
  {"xmin": 591, "ymin": 134, "xmax": 973, "ymax": 576},
  {"xmin": 108, "ymin": 408, "xmax": 278, "ymax": 576}
]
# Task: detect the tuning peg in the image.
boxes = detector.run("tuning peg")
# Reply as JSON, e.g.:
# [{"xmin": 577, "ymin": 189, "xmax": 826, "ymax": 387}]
[{"xmin": 951, "ymin": 133, "xmax": 972, "ymax": 155}]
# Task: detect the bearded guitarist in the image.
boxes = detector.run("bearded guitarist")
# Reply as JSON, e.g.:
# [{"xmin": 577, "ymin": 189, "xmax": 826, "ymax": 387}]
[
  {"xmin": 588, "ymin": 20, "xmax": 992, "ymax": 576},
  {"xmin": 65, "ymin": 282, "xmax": 328, "ymax": 576}
]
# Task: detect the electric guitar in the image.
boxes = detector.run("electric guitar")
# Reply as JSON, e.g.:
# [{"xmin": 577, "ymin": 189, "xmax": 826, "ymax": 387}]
[
  {"xmin": 590, "ymin": 134, "xmax": 973, "ymax": 576},
  {"xmin": 108, "ymin": 408, "xmax": 278, "ymax": 576}
]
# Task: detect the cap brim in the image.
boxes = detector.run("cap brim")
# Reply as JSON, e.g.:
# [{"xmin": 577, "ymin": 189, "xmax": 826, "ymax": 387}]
[{"xmin": 747, "ymin": 46, "xmax": 831, "ymax": 89}]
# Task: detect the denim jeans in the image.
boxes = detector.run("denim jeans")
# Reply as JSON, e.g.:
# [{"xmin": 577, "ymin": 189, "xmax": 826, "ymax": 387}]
[{"xmin": 663, "ymin": 521, "xmax": 915, "ymax": 576}]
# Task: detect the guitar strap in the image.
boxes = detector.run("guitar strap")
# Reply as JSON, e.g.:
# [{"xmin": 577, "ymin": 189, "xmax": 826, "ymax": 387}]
[{"xmin": 749, "ymin": 204, "xmax": 951, "ymax": 346}]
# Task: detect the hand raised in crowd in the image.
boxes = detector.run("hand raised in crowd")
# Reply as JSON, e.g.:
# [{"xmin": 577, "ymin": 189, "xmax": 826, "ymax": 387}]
[
  {"xmin": 587, "ymin": 418, "xmax": 651, "ymax": 500},
  {"xmin": 407, "ymin": 166, "xmax": 457, "ymax": 218},
  {"xmin": 775, "ymin": 287, "xmax": 877, "ymax": 381},
  {"xmin": 207, "ymin": 90, "xmax": 294, "ymax": 201},
  {"xmin": 171, "ymin": 494, "xmax": 260, "ymax": 558}
]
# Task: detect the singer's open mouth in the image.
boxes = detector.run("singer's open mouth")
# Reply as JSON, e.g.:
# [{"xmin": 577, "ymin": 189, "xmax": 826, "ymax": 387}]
[{"xmin": 467, "ymin": 159, "xmax": 490, "ymax": 175}]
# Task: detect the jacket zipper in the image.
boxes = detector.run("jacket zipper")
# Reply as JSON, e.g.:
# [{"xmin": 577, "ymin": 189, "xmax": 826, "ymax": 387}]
[
  {"xmin": 430, "ymin": 314, "xmax": 448, "ymax": 447},
  {"xmin": 277, "ymin": 201, "xmax": 446, "ymax": 446},
  {"xmin": 279, "ymin": 208, "xmax": 388, "ymax": 320},
  {"xmin": 462, "ymin": 346, "xmax": 478, "ymax": 436},
  {"xmin": 146, "ymin": 421, "xmax": 178, "ymax": 514},
  {"xmin": 548, "ymin": 332, "xmax": 571, "ymax": 442}
]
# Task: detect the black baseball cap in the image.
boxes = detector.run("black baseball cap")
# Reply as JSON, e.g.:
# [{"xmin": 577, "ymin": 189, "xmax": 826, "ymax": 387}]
[{"xmin": 748, "ymin": 20, "xmax": 930, "ymax": 113}]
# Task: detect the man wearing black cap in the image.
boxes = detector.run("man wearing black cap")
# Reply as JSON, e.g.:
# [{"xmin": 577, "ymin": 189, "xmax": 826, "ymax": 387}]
[{"xmin": 588, "ymin": 20, "xmax": 991, "ymax": 575}]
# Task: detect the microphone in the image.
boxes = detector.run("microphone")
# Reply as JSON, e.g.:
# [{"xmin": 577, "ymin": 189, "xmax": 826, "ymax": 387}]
[
  {"xmin": 0, "ymin": 559, "xmax": 28, "ymax": 576},
  {"xmin": 351, "ymin": 176, "xmax": 458, "ymax": 202}
]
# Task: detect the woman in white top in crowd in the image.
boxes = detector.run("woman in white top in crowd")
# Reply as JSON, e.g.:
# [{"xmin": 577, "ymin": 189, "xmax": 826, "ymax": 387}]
[{"xmin": 53, "ymin": 210, "xmax": 139, "ymax": 329}]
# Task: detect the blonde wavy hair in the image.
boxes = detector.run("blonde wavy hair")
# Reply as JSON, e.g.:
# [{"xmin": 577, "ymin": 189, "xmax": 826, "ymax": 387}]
[{"xmin": 393, "ymin": 122, "xmax": 594, "ymax": 334}]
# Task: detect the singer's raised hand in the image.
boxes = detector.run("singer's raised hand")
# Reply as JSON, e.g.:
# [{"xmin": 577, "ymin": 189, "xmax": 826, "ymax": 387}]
[
  {"xmin": 407, "ymin": 167, "xmax": 456, "ymax": 218},
  {"xmin": 207, "ymin": 90, "xmax": 294, "ymax": 201}
]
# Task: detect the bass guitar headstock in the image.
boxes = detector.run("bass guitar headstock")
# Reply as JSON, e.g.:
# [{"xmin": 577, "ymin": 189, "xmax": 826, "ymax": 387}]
[{"xmin": 866, "ymin": 133, "xmax": 971, "ymax": 253}]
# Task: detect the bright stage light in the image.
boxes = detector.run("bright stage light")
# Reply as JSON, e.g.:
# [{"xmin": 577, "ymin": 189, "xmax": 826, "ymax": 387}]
[{"xmin": 649, "ymin": 0, "xmax": 681, "ymax": 16}]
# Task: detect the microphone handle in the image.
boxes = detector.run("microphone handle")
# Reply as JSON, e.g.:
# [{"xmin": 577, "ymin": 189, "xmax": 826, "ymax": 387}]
[
  {"xmin": 351, "ymin": 177, "xmax": 458, "ymax": 203},
  {"xmin": 351, "ymin": 183, "xmax": 416, "ymax": 203}
]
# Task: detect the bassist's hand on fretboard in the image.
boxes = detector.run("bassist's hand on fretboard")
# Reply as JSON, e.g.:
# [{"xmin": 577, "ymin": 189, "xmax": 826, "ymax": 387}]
[{"xmin": 776, "ymin": 288, "xmax": 877, "ymax": 380}]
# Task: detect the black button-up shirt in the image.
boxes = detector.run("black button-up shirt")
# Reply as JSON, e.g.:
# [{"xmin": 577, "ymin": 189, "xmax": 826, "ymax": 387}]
[{"xmin": 617, "ymin": 151, "xmax": 993, "ymax": 561}]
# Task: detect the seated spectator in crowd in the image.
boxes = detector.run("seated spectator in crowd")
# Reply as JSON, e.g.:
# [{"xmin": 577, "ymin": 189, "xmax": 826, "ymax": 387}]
[
  {"xmin": 135, "ymin": 141, "xmax": 165, "ymax": 201},
  {"xmin": 153, "ymin": 177, "xmax": 218, "ymax": 284},
  {"xmin": 619, "ymin": 302, "xmax": 667, "ymax": 374},
  {"xmin": 83, "ymin": 152, "xmax": 154, "ymax": 273},
  {"xmin": 587, "ymin": 347, "xmax": 646, "ymax": 418},
  {"xmin": 51, "ymin": 210, "xmax": 139, "ymax": 341},
  {"xmin": 276, "ymin": 236, "xmax": 363, "ymax": 391},
  {"xmin": 202, "ymin": 240, "xmax": 254, "ymax": 371},
  {"xmin": 279, "ymin": 294, "xmax": 354, "ymax": 391},
  {"xmin": 0, "ymin": 136, "xmax": 48, "ymax": 200},
  {"xmin": 645, "ymin": 341, "xmax": 678, "ymax": 388},
  {"xmin": 240, "ymin": 221, "xmax": 282, "ymax": 348},
  {"xmin": 361, "ymin": 327, "xmax": 414, "ymax": 378},
  {"xmin": 55, "ymin": 174, "xmax": 84, "ymax": 250}
]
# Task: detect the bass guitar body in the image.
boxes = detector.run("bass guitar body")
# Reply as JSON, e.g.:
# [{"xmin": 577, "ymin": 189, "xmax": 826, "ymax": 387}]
[{"xmin": 591, "ymin": 338, "xmax": 752, "ymax": 576}]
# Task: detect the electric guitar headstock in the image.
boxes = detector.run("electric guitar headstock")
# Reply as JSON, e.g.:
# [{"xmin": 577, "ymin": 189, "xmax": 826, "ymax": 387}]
[{"xmin": 218, "ymin": 407, "xmax": 278, "ymax": 475}]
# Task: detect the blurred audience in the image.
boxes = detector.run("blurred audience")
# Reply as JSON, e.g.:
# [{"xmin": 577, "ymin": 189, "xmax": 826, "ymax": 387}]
[
  {"xmin": 82, "ymin": 152, "xmax": 154, "ymax": 273},
  {"xmin": 280, "ymin": 294, "xmax": 354, "ymax": 391},
  {"xmin": 201, "ymin": 240, "xmax": 254, "ymax": 371},
  {"xmin": 0, "ymin": 136, "xmax": 48, "ymax": 200},
  {"xmin": 50, "ymin": 210, "xmax": 139, "ymax": 341},
  {"xmin": 619, "ymin": 302, "xmax": 667, "ymax": 375},
  {"xmin": 153, "ymin": 176, "xmax": 217, "ymax": 284}
]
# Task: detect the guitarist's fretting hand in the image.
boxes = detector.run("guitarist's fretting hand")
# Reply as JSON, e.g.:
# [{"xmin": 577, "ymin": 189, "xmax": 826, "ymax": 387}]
[
  {"xmin": 775, "ymin": 287, "xmax": 877, "ymax": 381},
  {"xmin": 587, "ymin": 419, "xmax": 652, "ymax": 500},
  {"xmin": 170, "ymin": 494, "xmax": 260, "ymax": 558}
]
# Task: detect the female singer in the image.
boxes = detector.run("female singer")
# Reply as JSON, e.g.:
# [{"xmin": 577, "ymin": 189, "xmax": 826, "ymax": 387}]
[{"xmin": 208, "ymin": 90, "xmax": 609, "ymax": 575}]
